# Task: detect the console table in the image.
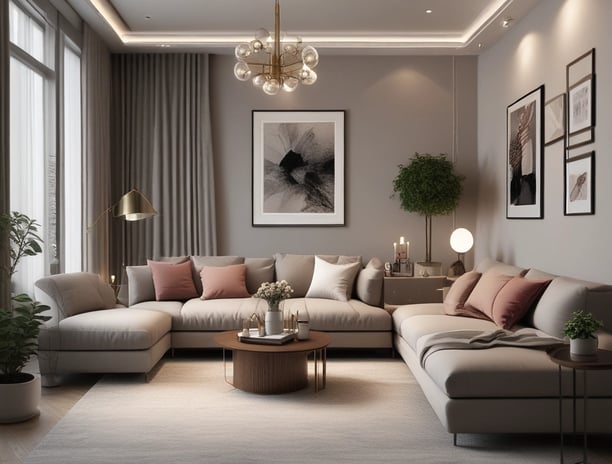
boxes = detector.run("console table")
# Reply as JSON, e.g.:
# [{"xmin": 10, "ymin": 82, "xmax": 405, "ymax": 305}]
[
  {"xmin": 383, "ymin": 275, "xmax": 447, "ymax": 309},
  {"xmin": 548, "ymin": 346, "xmax": 612, "ymax": 464}
]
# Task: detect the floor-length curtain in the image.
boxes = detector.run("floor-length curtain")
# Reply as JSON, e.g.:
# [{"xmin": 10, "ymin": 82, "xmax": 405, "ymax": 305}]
[
  {"xmin": 0, "ymin": 1, "xmax": 10, "ymax": 308},
  {"xmin": 111, "ymin": 53, "xmax": 216, "ymax": 279},
  {"xmin": 82, "ymin": 24, "xmax": 111, "ymax": 281}
]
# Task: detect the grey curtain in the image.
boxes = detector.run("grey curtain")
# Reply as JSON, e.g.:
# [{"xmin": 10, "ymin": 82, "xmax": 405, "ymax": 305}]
[
  {"xmin": 110, "ymin": 53, "xmax": 216, "ymax": 278},
  {"xmin": 0, "ymin": 1, "xmax": 10, "ymax": 307},
  {"xmin": 82, "ymin": 24, "xmax": 112, "ymax": 281}
]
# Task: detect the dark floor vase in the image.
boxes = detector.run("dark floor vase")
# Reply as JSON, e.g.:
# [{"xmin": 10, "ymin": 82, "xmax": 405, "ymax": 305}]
[{"xmin": 0, "ymin": 373, "xmax": 41, "ymax": 423}]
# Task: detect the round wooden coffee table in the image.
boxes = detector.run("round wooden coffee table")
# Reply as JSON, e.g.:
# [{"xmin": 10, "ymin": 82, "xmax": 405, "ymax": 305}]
[{"xmin": 214, "ymin": 330, "xmax": 331, "ymax": 394}]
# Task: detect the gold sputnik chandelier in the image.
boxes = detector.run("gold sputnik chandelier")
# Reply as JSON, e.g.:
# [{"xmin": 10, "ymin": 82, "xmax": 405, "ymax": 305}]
[{"xmin": 233, "ymin": 0, "xmax": 319, "ymax": 95}]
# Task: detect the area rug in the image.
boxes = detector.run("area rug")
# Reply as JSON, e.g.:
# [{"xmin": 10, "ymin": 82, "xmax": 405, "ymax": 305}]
[{"xmin": 25, "ymin": 356, "xmax": 601, "ymax": 464}]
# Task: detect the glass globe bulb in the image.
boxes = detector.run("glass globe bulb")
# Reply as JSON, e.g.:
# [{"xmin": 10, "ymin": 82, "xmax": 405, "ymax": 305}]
[
  {"xmin": 300, "ymin": 68, "xmax": 317, "ymax": 85},
  {"xmin": 255, "ymin": 28, "xmax": 270, "ymax": 40},
  {"xmin": 283, "ymin": 44, "xmax": 297, "ymax": 56},
  {"xmin": 263, "ymin": 79, "xmax": 280, "ymax": 95},
  {"xmin": 282, "ymin": 77, "xmax": 299, "ymax": 92},
  {"xmin": 252, "ymin": 74, "xmax": 266, "ymax": 88},
  {"xmin": 235, "ymin": 43, "xmax": 252, "ymax": 60},
  {"xmin": 233, "ymin": 62, "xmax": 252, "ymax": 81},
  {"xmin": 302, "ymin": 45, "xmax": 319, "ymax": 68},
  {"xmin": 450, "ymin": 228, "xmax": 474, "ymax": 253},
  {"xmin": 251, "ymin": 39, "xmax": 264, "ymax": 52}
]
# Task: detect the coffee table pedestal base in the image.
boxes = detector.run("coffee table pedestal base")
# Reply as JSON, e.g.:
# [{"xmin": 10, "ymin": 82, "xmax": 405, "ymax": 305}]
[{"xmin": 233, "ymin": 350, "xmax": 308, "ymax": 394}]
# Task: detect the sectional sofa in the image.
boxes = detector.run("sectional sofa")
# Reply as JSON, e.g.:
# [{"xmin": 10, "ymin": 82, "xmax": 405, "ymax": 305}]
[
  {"xmin": 34, "ymin": 253, "xmax": 390, "ymax": 386},
  {"xmin": 393, "ymin": 258, "xmax": 612, "ymax": 439}
]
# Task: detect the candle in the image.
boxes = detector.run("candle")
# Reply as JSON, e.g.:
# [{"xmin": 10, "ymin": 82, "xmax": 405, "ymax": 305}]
[
  {"xmin": 400, "ymin": 236, "xmax": 405, "ymax": 245},
  {"xmin": 393, "ymin": 242, "xmax": 398, "ymax": 261},
  {"xmin": 406, "ymin": 241, "xmax": 410, "ymax": 260}
]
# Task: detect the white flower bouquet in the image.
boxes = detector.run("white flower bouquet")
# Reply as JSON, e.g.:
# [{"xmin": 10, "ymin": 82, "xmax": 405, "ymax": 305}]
[{"xmin": 253, "ymin": 280, "xmax": 294, "ymax": 309}]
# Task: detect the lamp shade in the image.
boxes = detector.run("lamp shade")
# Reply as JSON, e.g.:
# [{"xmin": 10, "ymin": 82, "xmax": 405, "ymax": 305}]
[
  {"xmin": 113, "ymin": 189, "xmax": 157, "ymax": 221},
  {"xmin": 449, "ymin": 228, "xmax": 474, "ymax": 254}
]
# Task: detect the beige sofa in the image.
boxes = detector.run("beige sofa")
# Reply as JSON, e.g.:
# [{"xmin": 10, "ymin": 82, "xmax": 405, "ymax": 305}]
[
  {"xmin": 34, "ymin": 253, "xmax": 390, "ymax": 386},
  {"xmin": 392, "ymin": 258, "xmax": 612, "ymax": 440}
]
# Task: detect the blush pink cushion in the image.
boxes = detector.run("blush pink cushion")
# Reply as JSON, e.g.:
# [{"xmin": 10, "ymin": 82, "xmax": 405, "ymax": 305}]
[
  {"xmin": 491, "ymin": 276, "xmax": 551, "ymax": 329},
  {"xmin": 148, "ymin": 259, "xmax": 198, "ymax": 301},
  {"xmin": 200, "ymin": 264, "xmax": 251, "ymax": 300},
  {"xmin": 444, "ymin": 271, "xmax": 482, "ymax": 316},
  {"xmin": 464, "ymin": 270, "xmax": 513, "ymax": 320}
]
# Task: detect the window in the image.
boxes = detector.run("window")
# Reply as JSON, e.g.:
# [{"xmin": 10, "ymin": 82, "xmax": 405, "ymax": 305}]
[{"xmin": 9, "ymin": 0, "xmax": 82, "ymax": 293}]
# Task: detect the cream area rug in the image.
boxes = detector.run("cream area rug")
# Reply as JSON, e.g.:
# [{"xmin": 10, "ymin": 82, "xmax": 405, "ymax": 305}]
[{"xmin": 25, "ymin": 356, "xmax": 606, "ymax": 464}]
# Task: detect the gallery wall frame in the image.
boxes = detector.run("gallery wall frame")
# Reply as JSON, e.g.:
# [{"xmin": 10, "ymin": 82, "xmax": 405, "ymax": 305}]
[
  {"xmin": 564, "ymin": 151, "xmax": 594, "ymax": 216},
  {"xmin": 251, "ymin": 110, "xmax": 345, "ymax": 226},
  {"xmin": 566, "ymin": 48, "xmax": 596, "ymax": 150},
  {"xmin": 506, "ymin": 85, "xmax": 544, "ymax": 219},
  {"xmin": 544, "ymin": 93, "xmax": 565, "ymax": 146}
]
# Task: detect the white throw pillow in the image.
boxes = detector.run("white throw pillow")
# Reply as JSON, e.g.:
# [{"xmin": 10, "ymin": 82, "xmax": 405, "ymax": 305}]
[{"xmin": 306, "ymin": 256, "xmax": 361, "ymax": 301}]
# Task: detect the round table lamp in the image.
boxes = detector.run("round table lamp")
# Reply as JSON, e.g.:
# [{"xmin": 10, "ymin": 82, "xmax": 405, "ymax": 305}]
[{"xmin": 448, "ymin": 228, "xmax": 474, "ymax": 277}]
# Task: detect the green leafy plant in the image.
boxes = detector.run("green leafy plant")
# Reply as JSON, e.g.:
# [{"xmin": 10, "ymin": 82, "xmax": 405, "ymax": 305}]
[
  {"xmin": 0, "ymin": 212, "xmax": 50, "ymax": 384},
  {"xmin": 563, "ymin": 310, "xmax": 604, "ymax": 340},
  {"xmin": 392, "ymin": 153, "xmax": 464, "ymax": 263}
]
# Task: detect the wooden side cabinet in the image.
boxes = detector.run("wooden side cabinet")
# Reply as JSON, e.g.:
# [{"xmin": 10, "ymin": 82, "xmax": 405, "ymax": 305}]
[{"xmin": 383, "ymin": 275, "xmax": 448, "ymax": 307}]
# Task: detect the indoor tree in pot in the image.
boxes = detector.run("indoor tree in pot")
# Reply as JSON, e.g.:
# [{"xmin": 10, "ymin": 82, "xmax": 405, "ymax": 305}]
[
  {"xmin": 392, "ymin": 153, "xmax": 464, "ymax": 276},
  {"xmin": 0, "ymin": 211, "xmax": 51, "ymax": 423},
  {"xmin": 563, "ymin": 310, "xmax": 603, "ymax": 357}
]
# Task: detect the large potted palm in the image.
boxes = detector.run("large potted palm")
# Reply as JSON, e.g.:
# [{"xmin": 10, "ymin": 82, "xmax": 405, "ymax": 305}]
[
  {"xmin": 0, "ymin": 211, "xmax": 50, "ymax": 423},
  {"xmin": 392, "ymin": 153, "xmax": 464, "ymax": 276}
]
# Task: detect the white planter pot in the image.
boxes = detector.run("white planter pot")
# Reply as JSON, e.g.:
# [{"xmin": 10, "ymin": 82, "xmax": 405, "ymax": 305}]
[
  {"xmin": 265, "ymin": 310, "xmax": 283, "ymax": 335},
  {"xmin": 0, "ymin": 373, "xmax": 41, "ymax": 424},
  {"xmin": 569, "ymin": 337, "xmax": 598, "ymax": 357}
]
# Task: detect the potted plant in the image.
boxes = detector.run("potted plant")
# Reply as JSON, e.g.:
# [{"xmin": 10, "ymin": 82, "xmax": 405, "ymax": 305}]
[
  {"xmin": 392, "ymin": 153, "xmax": 464, "ymax": 275},
  {"xmin": 253, "ymin": 280, "xmax": 293, "ymax": 335},
  {"xmin": 0, "ymin": 211, "xmax": 51, "ymax": 423},
  {"xmin": 563, "ymin": 310, "xmax": 603, "ymax": 357}
]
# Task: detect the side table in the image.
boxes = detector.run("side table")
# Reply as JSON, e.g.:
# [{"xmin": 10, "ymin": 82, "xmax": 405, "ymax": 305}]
[
  {"xmin": 383, "ymin": 275, "xmax": 448, "ymax": 309},
  {"xmin": 548, "ymin": 346, "xmax": 612, "ymax": 464}
]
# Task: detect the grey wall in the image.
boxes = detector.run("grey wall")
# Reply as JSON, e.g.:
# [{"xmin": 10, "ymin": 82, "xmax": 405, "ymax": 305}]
[
  {"xmin": 477, "ymin": 0, "xmax": 612, "ymax": 283},
  {"xmin": 210, "ymin": 54, "xmax": 478, "ymax": 269}
]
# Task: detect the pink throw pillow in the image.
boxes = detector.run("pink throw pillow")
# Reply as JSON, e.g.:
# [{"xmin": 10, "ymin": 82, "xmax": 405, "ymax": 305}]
[
  {"xmin": 464, "ymin": 270, "xmax": 513, "ymax": 320},
  {"xmin": 491, "ymin": 276, "xmax": 551, "ymax": 329},
  {"xmin": 200, "ymin": 264, "xmax": 251, "ymax": 300},
  {"xmin": 148, "ymin": 259, "xmax": 198, "ymax": 301},
  {"xmin": 444, "ymin": 271, "xmax": 482, "ymax": 316}
]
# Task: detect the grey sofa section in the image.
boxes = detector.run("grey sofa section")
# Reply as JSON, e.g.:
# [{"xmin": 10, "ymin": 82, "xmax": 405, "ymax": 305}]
[
  {"xmin": 392, "ymin": 259, "xmax": 612, "ymax": 435},
  {"xmin": 35, "ymin": 254, "xmax": 390, "ymax": 385}
]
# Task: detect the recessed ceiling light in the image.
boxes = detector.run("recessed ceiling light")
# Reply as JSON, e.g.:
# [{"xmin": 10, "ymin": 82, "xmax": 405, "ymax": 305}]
[
  {"xmin": 425, "ymin": 9, "xmax": 433, "ymax": 14},
  {"xmin": 502, "ymin": 18, "xmax": 513, "ymax": 28},
  {"xmin": 478, "ymin": 43, "xmax": 483, "ymax": 48}
]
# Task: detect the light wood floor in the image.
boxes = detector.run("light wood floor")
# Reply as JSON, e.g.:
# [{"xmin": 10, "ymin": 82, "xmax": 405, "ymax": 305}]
[{"xmin": 0, "ymin": 359, "xmax": 99, "ymax": 464}]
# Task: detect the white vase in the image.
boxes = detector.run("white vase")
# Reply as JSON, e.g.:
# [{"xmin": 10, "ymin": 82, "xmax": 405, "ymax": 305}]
[
  {"xmin": 0, "ymin": 373, "xmax": 41, "ymax": 424},
  {"xmin": 570, "ymin": 337, "xmax": 598, "ymax": 357},
  {"xmin": 265, "ymin": 310, "xmax": 283, "ymax": 335}
]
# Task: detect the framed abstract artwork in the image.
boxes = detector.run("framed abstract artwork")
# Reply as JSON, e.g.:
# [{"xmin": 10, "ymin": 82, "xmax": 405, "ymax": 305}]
[
  {"xmin": 252, "ymin": 110, "xmax": 345, "ymax": 226},
  {"xmin": 564, "ymin": 151, "xmax": 594, "ymax": 216},
  {"xmin": 506, "ymin": 85, "xmax": 544, "ymax": 219},
  {"xmin": 566, "ymin": 48, "xmax": 596, "ymax": 150},
  {"xmin": 544, "ymin": 93, "xmax": 565, "ymax": 146}
]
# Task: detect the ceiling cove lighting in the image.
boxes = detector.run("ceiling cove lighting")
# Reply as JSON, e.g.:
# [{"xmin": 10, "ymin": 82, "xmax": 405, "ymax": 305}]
[{"xmin": 233, "ymin": 0, "xmax": 319, "ymax": 95}]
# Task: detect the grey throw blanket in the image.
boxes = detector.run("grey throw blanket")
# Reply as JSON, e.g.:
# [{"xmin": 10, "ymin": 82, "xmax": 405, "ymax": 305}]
[{"xmin": 417, "ymin": 328, "xmax": 565, "ymax": 367}]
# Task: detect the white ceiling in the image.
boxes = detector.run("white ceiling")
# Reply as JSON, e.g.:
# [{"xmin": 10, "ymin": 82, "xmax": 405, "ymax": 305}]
[{"xmin": 67, "ymin": 0, "xmax": 541, "ymax": 55}]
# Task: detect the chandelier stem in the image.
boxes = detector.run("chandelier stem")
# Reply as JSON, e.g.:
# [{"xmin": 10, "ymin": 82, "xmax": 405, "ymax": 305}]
[{"xmin": 272, "ymin": 0, "xmax": 281, "ymax": 81}]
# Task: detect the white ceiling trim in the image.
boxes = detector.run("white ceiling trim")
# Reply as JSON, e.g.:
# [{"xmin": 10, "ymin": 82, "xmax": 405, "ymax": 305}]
[{"xmin": 90, "ymin": 0, "xmax": 514, "ymax": 51}]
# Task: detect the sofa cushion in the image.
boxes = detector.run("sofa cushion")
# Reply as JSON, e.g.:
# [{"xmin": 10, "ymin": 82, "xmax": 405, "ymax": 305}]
[
  {"xmin": 474, "ymin": 258, "xmax": 526, "ymax": 277},
  {"xmin": 444, "ymin": 271, "xmax": 481, "ymax": 316},
  {"xmin": 529, "ymin": 276, "xmax": 612, "ymax": 337},
  {"xmin": 356, "ymin": 257, "xmax": 384, "ymax": 307},
  {"xmin": 126, "ymin": 256, "xmax": 188, "ymax": 306},
  {"xmin": 274, "ymin": 253, "xmax": 315, "ymax": 297},
  {"xmin": 176, "ymin": 297, "xmax": 265, "ymax": 331},
  {"xmin": 34, "ymin": 272, "xmax": 117, "ymax": 318},
  {"xmin": 200, "ymin": 264, "xmax": 250, "ymax": 300},
  {"xmin": 190, "ymin": 256, "xmax": 244, "ymax": 295},
  {"xmin": 306, "ymin": 256, "xmax": 361, "ymax": 301},
  {"xmin": 148, "ymin": 260, "xmax": 198, "ymax": 301},
  {"xmin": 244, "ymin": 257, "xmax": 275, "ymax": 294},
  {"xmin": 491, "ymin": 276, "xmax": 551, "ymax": 329},
  {"xmin": 50, "ymin": 308, "xmax": 171, "ymax": 350},
  {"xmin": 464, "ymin": 270, "xmax": 513, "ymax": 320}
]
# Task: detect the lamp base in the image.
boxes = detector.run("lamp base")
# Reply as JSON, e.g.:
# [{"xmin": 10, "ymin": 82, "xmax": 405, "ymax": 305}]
[{"xmin": 447, "ymin": 260, "xmax": 466, "ymax": 277}]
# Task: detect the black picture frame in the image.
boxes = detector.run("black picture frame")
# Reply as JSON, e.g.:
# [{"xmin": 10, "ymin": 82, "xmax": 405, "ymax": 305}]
[
  {"xmin": 566, "ymin": 49, "xmax": 596, "ymax": 150},
  {"xmin": 564, "ymin": 151, "xmax": 595, "ymax": 216},
  {"xmin": 251, "ymin": 110, "xmax": 345, "ymax": 226},
  {"xmin": 544, "ymin": 93, "xmax": 565, "ymax": 146},
  {"xmin": 506, "ymin": 85, "xmax": 544, "ymax": 219}
]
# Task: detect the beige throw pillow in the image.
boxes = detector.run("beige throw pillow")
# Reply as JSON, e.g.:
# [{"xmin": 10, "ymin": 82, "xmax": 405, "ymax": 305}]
[{"xmin": 306, "ymin": 256, "xmax": 361, "ymax": 302}]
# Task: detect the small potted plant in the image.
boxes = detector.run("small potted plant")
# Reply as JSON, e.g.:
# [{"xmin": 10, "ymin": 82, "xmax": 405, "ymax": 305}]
[
  {"xmin": 0, "ymin": 212, "xmax": 51, "ymax": 423},
  {"xmin": 563, "ymin": 310, "xmax": 604, "ymax": 357}
]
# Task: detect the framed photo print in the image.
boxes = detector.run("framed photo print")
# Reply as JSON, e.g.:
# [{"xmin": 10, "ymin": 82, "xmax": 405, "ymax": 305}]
[
  {"xmin": 566, "ymin": 48, "xmax": 596, "ymax": 150},
  {"xmin": 544, "ymin": 93, "xmax": 565, "ymax": 146},
  {"xmin": 506, "ymin": 85, "xmax": 544, "ymax": 219},
  {"xmin": 564, "ymin": 151, "xmax": 594, "ymax": 216},
  {"xmin": 252, "ymin": 110, "xmax": 345, "ymax": 226}
]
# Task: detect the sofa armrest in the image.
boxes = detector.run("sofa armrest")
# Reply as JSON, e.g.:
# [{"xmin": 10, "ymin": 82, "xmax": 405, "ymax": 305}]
[{"xmin": 356, "ymin": 258, "xmax": 384, "ymax": 307}]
